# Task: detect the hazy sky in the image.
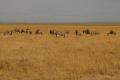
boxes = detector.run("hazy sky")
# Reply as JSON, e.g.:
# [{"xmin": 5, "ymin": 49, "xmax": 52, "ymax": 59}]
[{"xmin": 0, "ymin": 0, "xmax": 120, "ymax": 23}]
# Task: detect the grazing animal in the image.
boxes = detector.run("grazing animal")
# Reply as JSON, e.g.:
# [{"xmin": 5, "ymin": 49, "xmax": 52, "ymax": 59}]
[
  {"xmin": 14, "ymin": 29, "xmax": 21, "ymax": 33},
  {"xmin": 35, "ymin": 30, "xmax": 43, "ymax": 35},
  {"xmin": 25, "ymin": 29, "xmax": 32, "ymax": 34},
  {"xmin": 50, "ymin": 30, "xmax": 55, "ymax": 35},
  {"xmin": 55, "ymin": 31, "xmax": 66, "ymax": 38},
  {"xmin": 21, "ymin": 29, "xmax": 26, "ymax": 34},
  {"xmin": 50, "ymin": 30, "xmax": 68, "ymax": 38},
  {"xmin": 107, "ymin": 30, "xmax": 116, "ymax": 36},
  {"xmin": 75, "ymin": 30, "xmax": 78, "ymax": 36},
  {"xmin": 75, "ymin": 30, "xmax": 81, "ymax": 36},
  {"xmin": 90, "ymin": 31, "xmax": 100, "ymax": 36},
  {"xmin": 82, "ymin": 29, "xmax": 100, "ymax": 36},
  {"xmin": 83, "ymin": 29, "xmax": 91, "ymax": 35}
]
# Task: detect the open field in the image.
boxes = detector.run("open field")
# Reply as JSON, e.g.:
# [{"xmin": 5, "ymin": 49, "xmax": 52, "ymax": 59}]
[{"xmin": 0, "ymin": 23, "xmax": 120, "ymax": 80}]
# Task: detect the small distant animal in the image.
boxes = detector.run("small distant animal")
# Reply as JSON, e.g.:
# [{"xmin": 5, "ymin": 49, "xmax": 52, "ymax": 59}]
[
  {"xmin": 55, "ymin": 31, "xmax": 66, "ymax": 38},
  {"xmin": 50, "ymin": 30, "xmax": 55, "ymax": 35},
  {"xmin": 82, "ymin": 29, "xmax": 91, "ymax": 35},
  {"xmin": 14, "ymin": 28, "xmax": 21, "ymax": 33},
  {"xmin": 82, "ymin": 29, "xmax": 100, "ymax": 36},
  {"xmin": 50, "ymin": 30, "xmax": 69, "ymax": 38},
  {"xmin": 75, "ymin": 30, "xmax": 81, "ymax": 36},
  {"xmin": 107, "ymin": 30, "xmax": 116, "ymax": 36},
  {"xmin": 35, "ymin": 30, "xmax": 43, "ymax": 35},
  {"xmin": 25, "ymin": 29, "xmax": 33, "ymax": 34}
]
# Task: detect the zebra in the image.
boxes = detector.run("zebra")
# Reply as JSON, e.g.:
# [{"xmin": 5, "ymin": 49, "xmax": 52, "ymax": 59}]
[
  {"xmin": 55, "ymin": 31, "xmax": 66, "ymax": 38},
  {"xmin": 82, "ymin": 29, "xmax": 91, "ymax": 35},
  {"xmin": 25, "ymin": 28, "xmax": 33, "ymax": 34},
  {"xmin": 82, "ymin": 29, "xmax": 100, "ymax": 36},
  {"xmin": 50, "ymin": 30, "xmax": 68, "ymax": 38}
]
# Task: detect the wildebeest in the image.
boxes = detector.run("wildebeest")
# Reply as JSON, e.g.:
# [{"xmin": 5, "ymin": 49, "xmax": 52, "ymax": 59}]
[
  {"xmin": 107, "ymin": 30, "xmax": 116, "ymax": 36},
  {"xmin": 50, "ymin": 30, "xmax": 55, "ymax": 35},
  {"xmin": 75, "ymin": 30, "xmax": 81, "ymax": 36},
  {"xmin": 14, "ymin": 28, "xmax": 21, "ymax": 33},
  {"xmin": 35, "ymin": 30, "xmax": 43, "ymax": 35},
  {"xmin": 20, "ymin": 29, "xmax": 26, "ymax": 34}
]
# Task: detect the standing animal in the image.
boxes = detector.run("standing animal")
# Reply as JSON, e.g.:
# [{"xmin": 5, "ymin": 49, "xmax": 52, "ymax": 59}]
[
  {"xmin": 83, "ymin": 29, "xmax": 91, "ymax": 35},
  {"xmin": 107, "ymin": 30, "xmax": 116, "ymax": 36},
  {"xmin": 75, "ymin": 30, "xmax": 81, "ymax": 36},
  {"xmin": 25, "ymin": 29, "xmax": 32, "ymax": 34},
  {"xmin": 50, "ymin": 30, "xmax": 55, "ymax": 35},
  {"xmin": 50, "ymin": 30, "xmax": 68, "ymax": 38},
  {"xmin": 35, "ymin": 30, "xmax": 43, "ymax": 35},
  {"xmin": 20, "ymin": 29, "xmax": 26, "ymax": 34},
  {"xmin": 14, "ymin": 28, "xmax": 21, "ymax": 33},
  {"xmin": 82, "ymin": 29, "xmax": 99, "ymax": 36},
  {"xmin": 55, "ymin": 31, "xmax": 68, "ymax": 38},
  {"xmin": 89, "ymin": 31, "xmax": 100, "ymax": 36}
]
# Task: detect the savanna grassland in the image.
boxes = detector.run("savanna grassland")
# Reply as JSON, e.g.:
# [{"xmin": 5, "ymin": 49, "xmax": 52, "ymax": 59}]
[{"xmin": 0, "ymin": 23, "xmax": 120, "ymax": 80}]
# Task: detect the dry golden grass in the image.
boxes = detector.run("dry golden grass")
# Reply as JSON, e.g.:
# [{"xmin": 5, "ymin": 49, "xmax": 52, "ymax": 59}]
[{"xmin": 0, "ymin": 23, "xmax": 120, "ymax": 80}]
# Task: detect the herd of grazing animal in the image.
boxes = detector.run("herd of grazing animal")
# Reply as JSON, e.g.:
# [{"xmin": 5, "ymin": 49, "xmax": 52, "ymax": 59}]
[
  {"xmin": 50, "ymin": 30, "xmax": 69, "ymax": 38},
  {"xmin": 1, "ymin": 28, "xmax": 117, "ymax": 38},
  {"xmin": 75, "ymin": 29, "xmax": 100, "ymax": 36},
  {"xmin": 3, "ymin": 28, "xmax": 43, "ymax": 35}
]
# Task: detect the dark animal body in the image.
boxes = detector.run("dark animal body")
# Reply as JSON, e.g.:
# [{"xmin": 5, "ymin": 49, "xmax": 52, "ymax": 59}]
[
  {"xmin": 82, "ymin": 29, "xmax": 100, "ymax": 35},
  {"xmin": 50, "ymin": 30, "xmax": 69, "ymax": 38},
  {"xmin": 35, "ymin": 30, "xmax": 43, "ymax": 35},
  {"xmin": 3, "ymin": 28, "xmax": 33, "ymax": 35},
  {"xmin": 107, "ymin": 30, "xmax": 116, "ymax": 36},
  {"xmin": 75, "ymin": 29, "xmax": 100, "ymax": 37}
]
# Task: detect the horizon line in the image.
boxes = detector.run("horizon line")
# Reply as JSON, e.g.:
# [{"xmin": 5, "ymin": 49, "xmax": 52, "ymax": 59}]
[{"xmin": 0, "ymin": 22, "xmax": 120, "ymax": 26}]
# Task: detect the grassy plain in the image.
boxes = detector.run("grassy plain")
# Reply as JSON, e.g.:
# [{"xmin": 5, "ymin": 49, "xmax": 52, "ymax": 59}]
[{"xmin": 0, "ymin": 23, "xmax": 120, "ymax": 80}]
